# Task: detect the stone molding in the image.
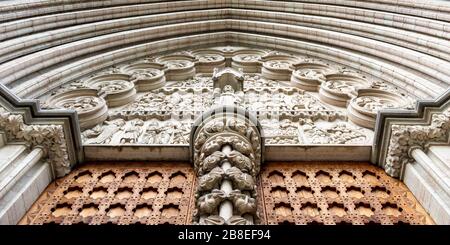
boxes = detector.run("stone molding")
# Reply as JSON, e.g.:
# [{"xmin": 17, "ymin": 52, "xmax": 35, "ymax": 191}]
[
  {"xmin": 0, "ymin": 105, "xmax": 70, "ymax": 176},
  {"xmin": 373, "ymin": 88, "xmax": 450, "ymax": 178},
  {"xmin": 0, "ymin": 84, "xmax": 82, "ymax": 177}
]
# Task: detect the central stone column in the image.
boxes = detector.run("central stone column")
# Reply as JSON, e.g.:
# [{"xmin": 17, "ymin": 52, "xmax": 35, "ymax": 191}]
[{"xmin": 190, "ymin": 68, "xmax": 263, "ymax": 225}]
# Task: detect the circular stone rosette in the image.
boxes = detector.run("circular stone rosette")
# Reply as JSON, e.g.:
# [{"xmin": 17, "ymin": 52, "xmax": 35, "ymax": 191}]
[
  {"xmin": 157, "ymin": 54, "xmax": 196, "ymax": 81},
  {"xmin": 261, "ymin": 55, "xmax": 298, "ymax": 81},
  {"xmin": 85, "ymin": 73, "xmax": 136, "ymax": 107},
  {"xmin": 348, "ymin": 89, "xmax": 408, "ymax": 129},
  {"xmin": 121, "ymin": 62, "xmax": 165, "ymax": 91},
  {"xmin": 319, "ymin": 73, "xmax": 369, "ymax": 107},
  {"xmin": 192, "ymin": 50, "xmax": 226, "ymax": 73},
  {"xmin": 231, "ymin": 50, "xmax": 267, "ymax": 73},
  {"xmin": 48, "ymin": 89, "xmax": 108, "ymax": 129},
  {"xmin": 291, "ymin": 61, "xmax": 335, "ymax": 91}
]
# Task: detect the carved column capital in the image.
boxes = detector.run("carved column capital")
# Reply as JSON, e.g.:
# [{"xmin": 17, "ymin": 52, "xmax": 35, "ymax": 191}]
[
  {"xmin": 384, "ymin": 107, "xmax": 450, "ymax": 177},
  {"xmin": 0, "ymin": 105, "xmax": 72, "ymax": 177}
]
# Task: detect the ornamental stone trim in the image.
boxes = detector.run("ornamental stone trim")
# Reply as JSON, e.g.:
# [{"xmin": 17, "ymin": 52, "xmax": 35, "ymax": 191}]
[
  {"xmin": 384, "ymin": 107, "xmax": 450, "ymax": 177},
  {"xmin": 0, "ymin": 105, "xmax": 71, "ymax": 177}
]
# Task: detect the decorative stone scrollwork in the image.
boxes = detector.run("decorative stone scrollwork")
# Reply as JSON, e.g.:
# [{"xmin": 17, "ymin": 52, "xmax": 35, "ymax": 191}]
[
  {"xmin": 46, "ymin": 89, "xmax": 108, "ymax": 129},
  {"xmin": 191, "ymin": 107, "xmax": 263, "ymax": 225},
  {"xmin": 0, "ymin": 106, "xmax": 71, "ymax": 177},
  {"xmin": 85, "ymin": 73, "xmax": 136, "ymax": 107},
  {"xmin": 291, "ymin": 60, "xmax": 336, "ymax": 91},
  {"xmin": 319, "ymin": 72, "xmax": 369, "ymax": 107},
  {"xmin": 157, "ymin": 54, "xmax": 196, "ymax": 81},
  {"xmin": 120, "ymin": 62, "xmax": 166, "ymax": 91},
  {"xmin": 261, "ymin": 55, "xmax": 298, "ymax": 81},
  {"xmin": 49, "ymin": 45, "xmax": 414, "ymax": 149},
  {"xmin": 192, "ymin": 50, "xmax": 226, "ymax": 74},
  {"xmin": 384, "ymin": 107, "xmax": 450, "ymax": 177},
  {"xmin": 348, "ymin": 89, "xmax": 409, "ymax": 129},
  {"xmin": 231, "ymin": 50, "xmax": 267, "ymax": 73}
]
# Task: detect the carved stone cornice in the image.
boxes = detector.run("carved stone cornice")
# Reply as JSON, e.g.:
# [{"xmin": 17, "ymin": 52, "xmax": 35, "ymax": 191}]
[{"xmin": 0, "ymin": 105, "xmax": 71, "ymax": 176}]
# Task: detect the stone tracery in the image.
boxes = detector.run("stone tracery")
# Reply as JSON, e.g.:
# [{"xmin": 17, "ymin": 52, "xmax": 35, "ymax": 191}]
[{"xmin": 40, "ymin": 46, "xmax": 415, "ymax": 147}]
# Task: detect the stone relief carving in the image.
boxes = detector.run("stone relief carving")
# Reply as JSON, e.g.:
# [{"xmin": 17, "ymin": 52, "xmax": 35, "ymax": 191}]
[
  {"xmin": 261, "ymin": 54, "xmax": 299, "ymax": 81},
  {"xmin": 121, "ymin": 62, "xmax": 166, "ymax": 91},
  {"xmin": 348, "ymin": 89, "xmax": 409, "ymax": 129},
  {"xmin": 40, "ymin": 46, "xmax": 415, "ymax": 147},
  {"xmin": 59, "ymin": 96, "xmax": 100, "ymax": 111},
  {"xmin": 243, "ymin": 74, "xmax": 279, "ymax": 88},
  {"xmin": 46, "ymin": 89, "xmax": 108, "ymax": 129},
  {"xmin": 231, "ymin": 50, "xmax": 267, "ymax": 73},
  {"xmin": 157, "ymin": 54, "xmax": 196, "ymax": 81},
  {"xmin": 291, "ymin": 60, "xmax": 334, "ymax": 92},
  {"xmin": 384, "ymin": 107, "xmax": 450, "ymax": 177},
  {"xmin": 192, "ymin": 109, "xmax": 262, "ymax": 225},
  {"xmin": 302, "ymin": 121, "xmax": 368, "ymax": 144},
  {"xmin": 319, "ymin": 72, "xmax": 369, "ymax": 107},
  {"xmin": 0, "ymin": 106, "xmax": 71, "ymax": 177},
  {"xmin": 193, "ymin": 51, "xmax": 226, "ymax": 73},
  {"xmin": 82, "ymin": 118, "xmax": 192, "ymax": 145},
  {"xmin": 260, "ymin": 119, "xmax": 300, "ymax": 144}
]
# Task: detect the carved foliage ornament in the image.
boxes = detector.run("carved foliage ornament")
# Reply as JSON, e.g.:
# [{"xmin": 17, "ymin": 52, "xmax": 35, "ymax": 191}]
[
  {"xmin": 192, "ymin": 112, "xmax": 262, "ymax": 225},
  {"xmin": 0, "ymin": 106, "xmax": 71, "ymax": 176},
  {"xmin": 385, "ymin": 108, "xmax": 450, "ymax": 177}
]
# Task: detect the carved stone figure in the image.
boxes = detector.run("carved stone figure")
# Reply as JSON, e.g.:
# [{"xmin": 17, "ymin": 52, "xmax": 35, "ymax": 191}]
[
  {"xmin": 355, "ymin": 96, "xmax": 396, "ymax": 112},
  {"xmin": 198, "ymin": 167, "xmax": 225, "ymax": 192},
  {"xmin": 120, "ymin": 119, "xmax": 144, "ymax": 144},
  {"xmin": 297, "ymin": 69, "xmax": 326, "ymax": 80},
  {"xmin": 226, "ymin": 167, "xmax": 255, "ymax": 191},
  {"xmin": 227, "ymin": 150, "xmax": 254, "ymax": 174},
  {"xmin": 236, "ymin": 54, "xmax": 260, "ymax": 62},
  {"xmin": 61, "ymin": 96, "xmax": 100, "ymax": 112},
  {"xmin": 226, "ymin": 216, "xmax": 253, "ymax": 225},
  {"xmin": 130, "ymin": 69, "xmax": 160, "ymax": 80},
  {"xmin": 197, "ymin": 189, "xmax": 226, "ymax": 214},
  {"xmin": 83, "ymin": 118, "xmax": 126, "ymax": 144},
  {"xmin": 199, "ymin": 151, "xmax": 226, "ymax": 174},
  {"xmin": 94, "ymin": 80, "xmax": 130, "ymax": 94},
  {"xmin": 166, "ymin": 60, "xmax": 191, "ymax": 69},
  {"xmin": 229, "ymin": 190, "xmax": 257, "ymax": 215},
  {"xmin": 265, "ymin": 60, "xmax": 290, "ymax": 69},
  {"xmin": 198, "ymin": 54, "xmax": 223, "ymax": 62}
]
